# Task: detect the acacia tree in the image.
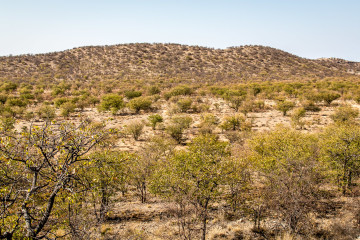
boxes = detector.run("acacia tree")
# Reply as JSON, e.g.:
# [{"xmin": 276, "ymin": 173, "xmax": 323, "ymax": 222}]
[
  {"xmin": 250, "ymin": 127, "xmax": 323, "ymax": 233},
  {"xmin": 151, "ymin": 135, "xmax": 230, "ymax": 240},
  {"xmin": 320, "ymin": 124, "xmax": 360, "ymax": 195},
  {"xmin": 130, "ymin": 136, "xmax": 176, "ymax": 203},
  {"xmin": 79, "ymin": 150, "xmax": 133, "ymax": 223},
  {"xmin": 0, "ymin": 121, "xmax": 110, "ymax": 239}
]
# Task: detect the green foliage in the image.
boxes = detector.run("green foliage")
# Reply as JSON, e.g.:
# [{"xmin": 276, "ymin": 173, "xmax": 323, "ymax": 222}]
[
  {"xmin": 331, "ymin": 105, "xmax": 359, "ymax": 124},
  {"xmin": 276, "ymin": 100, "xmax": 295, "ymax": 116},
  {"xmin": 302, "ymin": 100, "xmax": 321, "ymax": 112},
  {"xmin": 37, "ymin": 105, "xmax": 56, "ymax": 121},
  {"xmin": 164, "ymin": 85, "xmax": 193, "ymax": 100},
  {"xmin": 198, "ymin": 113, "xmax": 219, "ymax": 134},
  {"xmin": 2, "ymin": 82, "xmax": 18, "ymax": 92},
  {"xmin": 0, "ymin": 117, "xmax": 15, "ymax": 131},
  {"xmin": 319, "ymin": 91, "xmax": 341, "ymax": 105},
  {"xmin": 220, "ymin": 114, "xmax": 245, "ymax": 131},
  {"xmin": 60, "ymin": 102, "xmax": 76, "ymax": 117},
  {"xmin": 127, "ymin": 97, "xmax": 152, "ymax": 113},
  {"xmin": 98, "ymin": 94, "xmax": 124, "ymax": 114},
  {"xmin": 6, "ymin": 97, "xmax": 27, "ymax": 107},
  {"xmin": 250, "ymin": 127, "xmax": 323, "ymax": 232},
  {"xmin": 125, "ymin": 120, "xmax": 144, "ymax": 141},
  {"xmin": 124, "ymin": 90, "xmax": 142, "ymax": 99},
  {"xmin": 166, "ymin": 115, "xmax": 192, "ymax": 143},
  {"xmin": 0, "ymin": 94, "xmax": 8, "ymax": 104},
  {"xmin": 148, "ymin": 86, "xmax": 161, "ymax": 95},
  {"xmin": 148, "ymin": 114, "xmax": 163, "ymax": 130},
  {"xmin": 227, "ymin": 96, "xmax": 245, "ymax": 112},
  {"xmin": 151, "ymin": 135, "xmax": 231, "ymax": 240},
  {"xmin": 291, "ymin": 107, "xmax": 306, "ymax": 129},
  {"xmin": 79, "ymin": 150, "xmax": 133, "ymax": 221},
  {"xmin": 320, "ymin": 124, "xmax": 360, "ymax": 194},
  {"xmin": 176, "ymin": 98, "xmax": 193, "ymax": 113},
  {"xmin": 54, "ymin": 97, "xmax": 69, "ymax": 108},
  {"xmin": 0, "ymin": 121, "xmax": 110, "ymax": 238}
]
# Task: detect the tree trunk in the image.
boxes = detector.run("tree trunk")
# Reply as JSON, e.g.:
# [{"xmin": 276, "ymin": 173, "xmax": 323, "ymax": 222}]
[{"xmin": 201, "ymin": 215, "xmax": 207, "ymax": 240}]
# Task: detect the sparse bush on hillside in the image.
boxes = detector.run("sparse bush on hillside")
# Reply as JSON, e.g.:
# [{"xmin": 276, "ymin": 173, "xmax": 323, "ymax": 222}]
[
  {"xmin": 331, "ymin": 105, "xmax": 359, "ymax": 124},
  {"xmin": 125, "ymin": 120, "xmax": 145, "ymax": 141},
  {"xmin": 124, "ymin": 90, "xmax": 142, "ymax": 99},
  {"xmin": 37, "ymin": 105, "xmax": 56, "ymax": 121},
  {"xmin": 220, "ymin": 115, "xmax": 247, "ymax": 131},
  {"xmin": 148, "ymin": 114, "xmax": 163, "ymax": 130},
  {"xmin": 291, "ymin": 107, "xmax": 306, "ymax": 129},
  {"xmin": 319, "ymin": 91, "xmax": 341, "ymax": 106},
  {"xmin": 302, "ymin": 100, "xmax": 321, "ymax": 112},
  {"xmin": 60, "ymin": 102, "xmax": 76, "ymax": 117},
  {"xmin": 54, "ymin": 97, "xmax": 69, "ymax": 108},
  {"xmin": 276, "ymin": 100, "xmax": 295, "ymax": 116},
  {"xmin": 176, "ymin": 98, "xmax": 193, "ymax": 113},
  {"xmin": 127, "ymin": 97, "xmax": 152, "ymax": 113},
  {"xmin": 164, "ymin": 85, "xmax": 193, "ymax": 100},
  {"xmin": 98, "ymin": 94, "xmax": 124, "ymax": 115},
  {"xmin": 148, "ymin": 86, "xmax": 161, "ymax": 95},
  {"xmin": 198, "ymin": 113, "xmax": 219, "ymax": 134},
  {"xmin": 166, "ymin": 115, "xmax": 192, "ymax": 143}
]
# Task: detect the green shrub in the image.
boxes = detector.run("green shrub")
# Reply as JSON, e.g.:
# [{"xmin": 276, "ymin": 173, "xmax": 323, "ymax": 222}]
[
  {"xmin": 166, "ymin": 115, "xmax": 192, "ymax": 143},
  {"xmin": 60, "ymin": 102, "xmax": 76, "ymax": 117},
  {"xmin": 319, "ymin": 91, "xmax": 341, "ymax": 105},
  {"xmin": 276, "ymin": 101, "xmax": 295, "ymax": 116},
  {"xmin": 302, "ymin": 100, "xmax": 321, "ymax": 112},
  {"xmin": 54, "ymin": 97, "xmax": 69, "ymax": 108},
  {"xmin": 148, "ymin": 86, "xmax": 161, "ymax": 95},
  {"xmin": 291, "ymin": 107, "xmax": 306, "ymax": 129},
  {"xmin": 124, "ymin": 90, "xmax": 142, "ymax": 99},
  {"xmin": 128, "ymin": 97, "xmax": 152, "ymax": 113},
  {"xmin": 198, "ymin": 113, "xmax": 219, "ymax": 134},
  {"xmin": 37, "ymin": 105, "xmax": 56, "ymax": 121},
  {"xmin": 125, "ymin": 120, "xmax": 144, "ymax": 140},
  {"xmin": 220, "ymin": 115, "xmax": 247, "ymax": 131},
  {"xmin": 176, "ymin": 98, "xmax": 193, "ymax": 113},
  {"xmin": 98, "ymin": 94, "xmax": 124, "ymax": 115},
  {"xmin": 331, "ymin": 105, "xmax": 359, "ymax": 124},
  {"xmin": 6, "ymin": 97, "xmax": 27, "ymax": 107},
  {"xmin": 148, "ymin": 114, "xmax": 163, "ymax": 130}
]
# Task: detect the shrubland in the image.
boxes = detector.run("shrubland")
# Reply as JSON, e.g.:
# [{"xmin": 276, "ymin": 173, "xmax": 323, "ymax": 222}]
[{"xmin": 0, "ymin": 43, "xmax": 360, "ymax": 239}]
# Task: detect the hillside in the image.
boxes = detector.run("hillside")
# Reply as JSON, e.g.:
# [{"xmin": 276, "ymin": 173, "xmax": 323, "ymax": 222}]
[{"xmin": 1, "ymin": 43, "xmax": 360, "ymax": 84}]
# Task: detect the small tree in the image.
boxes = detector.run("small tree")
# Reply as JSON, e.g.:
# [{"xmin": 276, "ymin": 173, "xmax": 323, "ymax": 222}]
[
  {"xmin": 79, "ymin": 150, "xmax": 132, "ymax": 222},
  {"xmin": 320, "ymin": 124, "xmax": 360, "ymax": 195},
  {"xmin": 151, "ymin": 135, "xmax": 231, "ymax": 240},
  {"xmin": 166, "ymin": 115, "xmax": 192, "ymax": 143},
  {"xmin": 131, "ymin": 136, "xmax": 176, "ymax": 203},
  {"xmin": 250, "ymin": 127, "xmax": 324, "ymax": 233},
  {"xmin": 148, "ymin": 114, "xmax": 163, "ymax": 130},
  {"xmin": 319, "ymin": 91, "xmax": 340, "ymax": 106},
  {"xmin": 125, "ymin": 120, "xmax": 144, "ymax": 141},
  {"xmin": 127, "ymin": 97, "xmax": 152, "ymax": 114},
  {"xmin": 60, "ymin": 102, "xmax": 76, "ymax": 117},
  {"xmin": 291, "ymin": 107, "xmax": 306, "ymax": 129},
  {"xmin": 220, "ymin": 115, "xmax": 245, "ymax": 131},
  {"xmin": 0, "ymin": 121, "xmax": 110, "ymax": 239},
  {"xmin": 124, "ymin": 90, "xmax": 142, "ymax": 99},
  {"xmin": 177, "ymin": 98, "xmax": 193, "ymax": 113},
  {"xmin": 331, "ymin": 105, "xmax": 359, "ymax": 124},
  {"xmin": 276, "ymin": 100, "xmax": 295, "ymax": 116},
  {"xmin": 98, "ymin": 94, "xmax": 124, "ymax": 115},
  {"xmin": 198, "ymin": 113, "xmax": 219, "ymax": 134},
  {"xmin": 37, "ymin": 105, "xmax": 56, "ymax": 121}
]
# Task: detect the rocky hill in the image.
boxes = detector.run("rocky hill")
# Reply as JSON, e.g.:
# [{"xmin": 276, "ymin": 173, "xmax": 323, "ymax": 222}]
[{"xmin": 1, "ymin": 43, "xmax": 359, "ymax": 83}]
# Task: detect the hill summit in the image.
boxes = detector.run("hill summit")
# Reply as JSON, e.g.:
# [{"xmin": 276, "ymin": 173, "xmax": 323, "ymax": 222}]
[{"xmin": 1, "ymin": 43, "xmax": 359, "ymax": 83}]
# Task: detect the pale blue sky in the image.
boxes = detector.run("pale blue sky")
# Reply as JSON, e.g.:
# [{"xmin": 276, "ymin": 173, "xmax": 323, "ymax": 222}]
[{"xmin": 1, "ymin": 0, "xmax": 359, "ymax": 61}]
